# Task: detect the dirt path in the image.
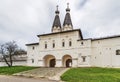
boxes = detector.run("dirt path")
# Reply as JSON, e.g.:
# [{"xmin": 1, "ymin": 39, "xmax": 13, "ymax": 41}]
[
  {"xmin": 0, "ymin": 75, "xmax": 58, "ymax": 82},
  {"xmin": 14, "ymin": 68, "xmax": 69, "ymax": 80}
]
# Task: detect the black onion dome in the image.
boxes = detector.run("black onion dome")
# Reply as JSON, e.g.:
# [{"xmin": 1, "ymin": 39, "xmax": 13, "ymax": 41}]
[{"xmin": 52, "ymin": 5, "xmax": 61, "ymax": 28}]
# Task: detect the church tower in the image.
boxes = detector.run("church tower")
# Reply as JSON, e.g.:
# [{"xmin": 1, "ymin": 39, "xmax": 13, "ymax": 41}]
[
  {"xmin": 63, "ymin": 3, "xmax": 73, "ymax": 31},
  {"xmin": 52, "ymin": 5, "xmax": 62, "ymax": 33}
]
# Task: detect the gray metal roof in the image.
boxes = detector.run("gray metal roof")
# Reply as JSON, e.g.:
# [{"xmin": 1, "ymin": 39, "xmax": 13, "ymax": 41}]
[
  {"xmin": 63, "ymin": 11, "xmax": 73, "ymax": 27},
  {"xmin": 52, "ymin": 15, "xmax": 61, "ymax": 28},
  {"xmin": 52, "ymin": 6, "xmax": 61, "ymax": 29},
  {"xmin": 26, "ymin": 42, "xmax": 39, "ymax": 46}
]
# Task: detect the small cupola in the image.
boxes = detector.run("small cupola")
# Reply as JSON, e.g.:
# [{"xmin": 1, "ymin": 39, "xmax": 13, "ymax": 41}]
[
  {"xmin": 63, "ymin": 3, "xmax": 73, "ymax": 31},
  {"xmin": 52, "ymin": 5, "xmax": 62, "ymax": 33}
]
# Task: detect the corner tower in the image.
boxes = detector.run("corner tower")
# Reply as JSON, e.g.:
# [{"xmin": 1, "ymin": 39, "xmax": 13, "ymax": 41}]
[
  {"xmin": 63, "ymin": 3, "xmax": 73, "ymax": 31},
  {"xmin": 52, "ymin": 5, "xmax": 62, "ymax": 33}
]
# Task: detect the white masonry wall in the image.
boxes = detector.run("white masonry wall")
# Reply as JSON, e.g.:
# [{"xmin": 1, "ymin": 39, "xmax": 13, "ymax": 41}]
[
  {"xmin": 38, "ymin": 30, "xmax": 81, "ymax": 67},
  {"xmin": 91, "ymin": 37, "xmax": 120, "ymax": 68},
  {"xmin": 27, "ymin": 45, "xmax": 40, "ymax": 67},
  {"xmin": 26, "ymin": 30, "xmax": 120, "ymax": 68},
  {"xmin": 0, "ymin": 61, "xmax": 27, "ymax": 67}
]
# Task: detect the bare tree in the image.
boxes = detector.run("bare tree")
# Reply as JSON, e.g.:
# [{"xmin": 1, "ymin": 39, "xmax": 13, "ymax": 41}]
[
  {"xmin": 14, "ymin": 48, "xmax": 26, "ymax": 56},
  {"xmin": 0, "ymin": 41, "xmax": 18, "ymax": 67},
  {"xmin": 0, "ymin": 44, "xmax": 11, "ymax": 67}
]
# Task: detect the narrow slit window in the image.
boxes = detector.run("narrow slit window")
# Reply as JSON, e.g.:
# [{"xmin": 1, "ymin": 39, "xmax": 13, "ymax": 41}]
[
  {"xmin": 32, "ymin": 59, "xmax": 34, "ymax": 63},
  {"xmin": 45, "ymin": 44, "xmax": 47, "ymax": 49},
  {"xmin": 69, "ymin": 41, "xmax": 72, "ymax": 47},
  {"xmin": 32, "ymin": 46, "xmax": 35, "ymax": 50},
  {"xmin": 45, "ymin": 42, "xmax": 47, "ymax": 49},
  {"xmin": 53, "ymin": 40, "xmax": 55, "ymax": 48},
  {"xmin": 53, "ymin": 43, "xmax": 55, "ymax": 48},
  {"xmin": 62, "ymin": 39, "xmax": 65, "ymax": 47},
  {"xmin": 62, "ymin": 42, "xmax": 65, "ymax": 47}
]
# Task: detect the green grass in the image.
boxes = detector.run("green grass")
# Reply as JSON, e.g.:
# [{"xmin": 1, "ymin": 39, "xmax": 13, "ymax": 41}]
[
  {"xmin": 0, "ymin": 66, "xmax": 37, "ymax": 75},
  {"xmin": 61, "ymin": 67, "xmax": 120, "ymax": 82}
]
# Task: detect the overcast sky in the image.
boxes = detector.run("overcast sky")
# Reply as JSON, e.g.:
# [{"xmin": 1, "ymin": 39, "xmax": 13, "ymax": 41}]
[{"xmin": 0, "ymin": 0, "xmax": 120, "ymax": 49}]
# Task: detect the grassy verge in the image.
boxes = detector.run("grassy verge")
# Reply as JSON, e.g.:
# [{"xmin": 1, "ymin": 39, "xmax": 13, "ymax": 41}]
[
  {"xmin": 61, "ymin": 67, "xmax": 120, "ymax": 82},
  {"xmin": 0, "ymin": 66, "xmax": 37, "ymax": 75}
]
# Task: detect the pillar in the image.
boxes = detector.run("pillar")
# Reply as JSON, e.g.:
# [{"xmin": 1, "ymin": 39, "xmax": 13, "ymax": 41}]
[
  {"xmin": 55, "ymin": 59, "xmax": 62, "ymax": 67},
  {"xmin": 72, "ymin": 58, "xmax": 78, "ymax": 67}
]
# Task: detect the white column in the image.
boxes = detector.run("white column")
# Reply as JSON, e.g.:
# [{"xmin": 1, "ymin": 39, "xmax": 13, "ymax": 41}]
[
  {"xmin": 38, "ymin": 59, "xmax": 44, "ymax": 67},
  {"xmin": 55, "ymin": 59, "xmax": 62, "ymax": 67},
  {"xmin": 72, "ymin": 58, "xmax": 78, "ymax": 67},
  {"xmin": 87, "ymin": 55, "xmax": 91, "ymax": 66}
]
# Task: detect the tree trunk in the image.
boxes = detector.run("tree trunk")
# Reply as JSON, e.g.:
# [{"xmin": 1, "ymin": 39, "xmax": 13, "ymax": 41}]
[
  {"xmin": 9, "ymin": 53, "xmax": 13, "ymax": 66},
  {"xmin": 3, "ymin": 55, "xmax": 11, "ymax": 67}
]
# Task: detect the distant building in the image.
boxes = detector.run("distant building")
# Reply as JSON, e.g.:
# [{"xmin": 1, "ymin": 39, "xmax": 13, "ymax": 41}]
[
  {"xmin": 0, "ymin": 52, "xmax": 27, "ymax": 66},
  {"xmin": 26, "ymin": 4, "xmax": 120, "ymax": 68}
]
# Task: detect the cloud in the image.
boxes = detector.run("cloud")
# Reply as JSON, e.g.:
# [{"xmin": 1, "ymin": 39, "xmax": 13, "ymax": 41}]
[
  {"xmin": 76, "ymin": 0, "xmax": 88, "ymax": 9},
  {"xmin": 0, "ymin": 0, "xmax": 120, "ymax": 49},
  {"xmin": 72, "ymin": 0, "xmax": 120, "ymax": 38}
]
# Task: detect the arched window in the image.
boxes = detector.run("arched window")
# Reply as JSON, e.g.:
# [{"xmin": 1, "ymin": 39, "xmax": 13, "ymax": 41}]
[
  {"xmin": 116, "ymin": 50, "xmax": 120, "ymax": 55},
  {"xmin": 45, "ymin": 42, "xmax": 47, "ymax": 49},
  {"xmin": 69, "ymin": 39, "xmax": 72, "ymax": 47},
  {"xmin": 62, "ymin": 39, "xmax": 65, "ymax": 47}
]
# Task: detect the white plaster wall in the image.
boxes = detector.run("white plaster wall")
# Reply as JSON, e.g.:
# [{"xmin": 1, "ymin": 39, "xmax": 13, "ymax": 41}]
[
  {"xmin": 27, "ymin": 30, "xmax": 82, "ymax": 67},
  {"xmin": 27, "ymin": 45, "xmax": 40, "ymax": 66},
  {"xmin": 27, "ymin": 30, "xmax": 91, "ymax": 67},
  {"xmin": 77, "ymin": 39, "xmax": 92, "ymax": 67},
  {"xmin": 26, "ymin": 29, "xmax": 120, "ymax": 68},
  {"xmin": 0, "ymin": 61, "xmax": 27, "ymax": 67},
  {"xmin": 36, "ymin": 45, "xmax": 80, "ymax": 67},
  {"xmin": 91, "ymin": 37, "xmax": 120, "ymax": 67},
  {"xmin": 39, "ymin": 30, "xmax": 81, "ymax": 51}
]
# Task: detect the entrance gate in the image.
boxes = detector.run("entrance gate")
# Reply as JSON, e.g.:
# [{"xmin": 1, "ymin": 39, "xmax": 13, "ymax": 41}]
[
  {"xmin": 49, "ymin": 59, "xmax": 55, "ymax": 67},
  {"xmin": 43, "ymin": 55, "xmax": 56, "ymax": 67},
  {"xmin": 62, "ymin": 55, "xmax": 72, "ymax": 67}
]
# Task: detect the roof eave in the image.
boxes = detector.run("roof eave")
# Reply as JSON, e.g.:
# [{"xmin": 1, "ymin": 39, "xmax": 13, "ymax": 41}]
[
  {"xmin": 37, "ymin": 29, "xmax": 82, "ymax": 37},
  {"xmin": 26, "ymin": 43, "xmax": 39, "ymax": 46}
]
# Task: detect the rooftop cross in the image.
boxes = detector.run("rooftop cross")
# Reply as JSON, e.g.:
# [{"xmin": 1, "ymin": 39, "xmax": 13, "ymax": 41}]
[
  {"xmin": 55, "ymin": 5, "xmax": 59, "ymax": 14},
  {"xmin": 66, "ymin": 3, "xmax": 70, "ymax": 12},
  {"xmin": 67, "ymin": 3, "xmax": 69, "ymax": 9},
  {"xmin": 56, "ymin": 5, "xmax": 59, "ymax": 11}
]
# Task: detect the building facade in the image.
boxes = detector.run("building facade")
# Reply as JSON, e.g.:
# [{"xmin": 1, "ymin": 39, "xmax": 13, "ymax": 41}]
[{"xmin": 26, "ymin": 4, "xmax": 120, "ymax": 68}]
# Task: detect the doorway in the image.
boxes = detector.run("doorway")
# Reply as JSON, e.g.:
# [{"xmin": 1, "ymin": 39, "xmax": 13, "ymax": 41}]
[{"xmin": 49, "ymin": 59, "xmax": 55, "ymax": 67}]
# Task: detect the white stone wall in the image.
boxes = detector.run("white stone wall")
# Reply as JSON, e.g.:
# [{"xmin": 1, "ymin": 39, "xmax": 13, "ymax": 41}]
[
  {"xmin": 0, "ymin": 61, "xmax": 27, "ymax": 67},
  {"xmin": 26, "ymin": 30, "xmax": 120, "ymax": 68},
  {"xmin": 27, "ymin": 30, "xmax": 83, "ymax": 67},
  {"xmin": 27, "ymin": 45, "xmax": 40, "ymax": 66},
  {"xmin": 77, "ymin": 39, "xmax": 92, "ymax": 67},
  {"xmin": 91, "ymin": 37, "xmax": 120, "ymax": 68}
]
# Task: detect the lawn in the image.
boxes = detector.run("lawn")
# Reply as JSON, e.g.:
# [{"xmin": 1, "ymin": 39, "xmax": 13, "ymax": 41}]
[
  {"xmin": 61, "ymin": 67, "xmax": 120, "ymax": 82},
  {"xmin": 0, "ymin": 66, "xmax": 37, "ymax": 75}
]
